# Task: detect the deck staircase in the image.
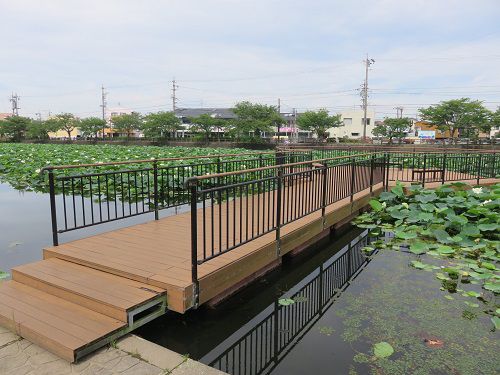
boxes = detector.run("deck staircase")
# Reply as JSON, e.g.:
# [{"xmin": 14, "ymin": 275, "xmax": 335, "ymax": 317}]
[{"xmin": 0, "ymin": 258, "xmax": 167, "ymax": 362}]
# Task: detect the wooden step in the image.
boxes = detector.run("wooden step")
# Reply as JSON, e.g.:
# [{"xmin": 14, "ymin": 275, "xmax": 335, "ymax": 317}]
[
  {"xmin": 0, "ymin": 280, "xmax": 126, "ymax": 362},
  {"xmin": 12, "ymin": 258, "xmax": 166, "ymax": 322}
]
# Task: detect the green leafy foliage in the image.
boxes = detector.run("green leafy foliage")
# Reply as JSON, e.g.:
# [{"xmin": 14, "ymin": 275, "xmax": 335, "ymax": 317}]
[
  {"xmin": 353, "ymin": 182, "xmax": 500, "ymax": 302},
  {"xmin": 373, "ymin": 342, "xmax": 394, "ymax": 358},
  {"xmin": 0, "ymin": 143, "xmax": 258, "ymax": 192},
  {"xmin": 296, "ymin": 109, "xmax": 342, "ymax": 139}
]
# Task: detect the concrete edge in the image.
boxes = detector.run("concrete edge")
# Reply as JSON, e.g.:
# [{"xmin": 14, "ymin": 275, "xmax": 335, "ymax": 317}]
[{"xmin": 116, "ymin": 334, "xmax": 226, "ymax": 374}]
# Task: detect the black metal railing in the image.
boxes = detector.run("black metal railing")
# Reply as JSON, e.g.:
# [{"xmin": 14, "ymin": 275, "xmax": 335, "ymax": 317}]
[
  {"xmin": 186, "ymin": 154, "xmax": 385, "ymax": 276},
  {"xmin": 385, "ymin": 151, "xmax": 498, "ymax": 185},
  {"xmin": 43, "ymin": 150, "xmax": 313, "ymax": 245},
  {"xmin": 206, "ymin": 233, "xmax": 376, "ymax": 375}
]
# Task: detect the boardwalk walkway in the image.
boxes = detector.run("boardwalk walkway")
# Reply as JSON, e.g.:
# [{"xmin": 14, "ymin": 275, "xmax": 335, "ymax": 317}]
[{"xmin": 0, "ymin": 159, "xmax": 497, "ymax": 362}]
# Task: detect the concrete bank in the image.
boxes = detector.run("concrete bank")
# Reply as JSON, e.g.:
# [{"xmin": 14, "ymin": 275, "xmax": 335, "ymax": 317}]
[{"xmin": 0, "ymin": 326, "xmax": 226, "ymax": 375}]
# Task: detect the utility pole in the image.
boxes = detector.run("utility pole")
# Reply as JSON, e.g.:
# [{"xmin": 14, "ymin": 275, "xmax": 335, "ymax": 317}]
[
  {"xmin": 9, "ymin": 93, "xmax": 20, "ymax": 116},
  {"xmin": 361, "ymin": 55, "xmax": 375, "ymax": 141},
  {"xmin": 100, "ymin": 85, "xmax": 107, "ymax": 139},
  {"xmin": 171, "ymin": 79, "xmax": 178, "ymax": 113},
  {"xmin": 395, "ymin": 106, "xmax": 404, "ymax": 118},
  {"xmin": 292, "ymin": 108, "xmax": 297, "ymax": 143}
]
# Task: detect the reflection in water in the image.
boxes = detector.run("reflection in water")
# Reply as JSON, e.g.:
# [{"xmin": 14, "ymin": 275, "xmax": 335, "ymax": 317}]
[{"xmin": 202, "ymin": 232, "xmax": 374, "ymax": 375}]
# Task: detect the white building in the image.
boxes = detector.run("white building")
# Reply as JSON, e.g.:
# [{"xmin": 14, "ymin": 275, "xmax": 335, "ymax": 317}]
[{"xmin": 327, "ymin": 110, "xmax": 376, "ymax": 140}]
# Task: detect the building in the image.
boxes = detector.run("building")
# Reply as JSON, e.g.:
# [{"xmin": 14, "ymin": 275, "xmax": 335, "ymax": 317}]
[
  {"xmin": 327, "ymin": 110, "xmax": 376, "ymax": 140},
  {"xmin": 0, "ymin": 113, "xmax": 11, "ymax": 120},
  {"xmin": 103, "ymin": 107, "xmax": 143, "ymax": 138}
]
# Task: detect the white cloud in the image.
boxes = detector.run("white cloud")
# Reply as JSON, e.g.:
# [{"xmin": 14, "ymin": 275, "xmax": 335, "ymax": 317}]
[{"xmin": 0, "ymin": 0, "xmax": 499, "ymax": 119}]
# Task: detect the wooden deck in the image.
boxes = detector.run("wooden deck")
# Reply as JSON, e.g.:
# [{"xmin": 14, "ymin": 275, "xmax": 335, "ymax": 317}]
[{"xmin": 1, "ymin": 167, "xmax": 497, "ymax": 362}]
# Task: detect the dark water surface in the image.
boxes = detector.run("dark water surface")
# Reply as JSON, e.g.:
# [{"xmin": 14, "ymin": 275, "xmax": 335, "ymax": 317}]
[
  {"xmin": 0, "ymin": 182, "xmax": 188, "ymax": 272},
  {"xmin": 137, "ymin": 229, "xmax": 499, "ymax": 375}
]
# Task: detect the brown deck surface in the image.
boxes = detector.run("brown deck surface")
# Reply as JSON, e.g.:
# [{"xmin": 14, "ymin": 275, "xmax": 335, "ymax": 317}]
[
  {"xmin": 42, "ymin": 169, "xmax": 496, "ymax": 313},
  {"xmin": 43, "ymin": 172, "xmax": 381, "ymax": 313},
  {"xmin": 1, "ymin": 166, "xmax": 497, "ymax": 362}
]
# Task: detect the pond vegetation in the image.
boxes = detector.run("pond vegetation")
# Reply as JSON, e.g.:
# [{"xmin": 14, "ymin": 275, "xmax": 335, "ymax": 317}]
[
  {"xmin": 354, "ymin": 182, "xmax": 499, "ymax": 330},
  {"xmin": 0, "ymin": 143, "xmax": 258, "ymax": 191}
]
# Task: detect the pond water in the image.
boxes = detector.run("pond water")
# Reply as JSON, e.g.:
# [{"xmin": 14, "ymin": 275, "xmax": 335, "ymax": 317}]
[
  {"xmin": 1, "ymin": 183, "xmax": 498, "ymax": 374},
  {"xmin": 136, "ymin": 230, "xmax": 499, "ymax": 375},
  {"xmin": 0, "ymin": 182, "xmax": 188, "ymax": 271}
]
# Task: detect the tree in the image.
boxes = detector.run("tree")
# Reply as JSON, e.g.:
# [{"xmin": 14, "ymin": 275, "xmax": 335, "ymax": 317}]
[
  {"xmin": 296, "ymin": 109, "xmax": 342, "ymax": 140},
  {"xmin": 419, "ymin": 98, "xmax": 491, "ymax": 142},
  {"xmin": 372, "ymin": 117, "xmax": 412, "ymax": 144},
  {"xmin": 189, "ymin": 114, "xmax": 226, "ymax": 142},
  {"xmin": 0, "ymin": 116, "xmax": 31, "ymax": 141},
  {"xmin": 142, "ymin": 111, "xmax": 181, "ymax": 139},
  {"xmin": 491, "ymin": 107, "xmax": 500, "ymax": 139},
  {"xmin": 111, "ymin": 112, "xmax": 142, "ymax": 139},
  {"xmin": 26, "ymin": 119, "xmax": 58, "ymax": 139},
  {"xmin": 80, "ymin": 117, "xmax": 106, "ymax": 139},
  {"xmin": 229, "ymin": 101, "xmax": 283, "ymax": 140},
  {"xmin": 45, "ymin": 113, "xmax": 80, "ymax": 139}
]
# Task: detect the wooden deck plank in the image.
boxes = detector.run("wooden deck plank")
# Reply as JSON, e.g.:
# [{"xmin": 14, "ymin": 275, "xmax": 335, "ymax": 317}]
[
  {"xmin": 43, "ymin": 173, "xmax": 496, "ymax": 315},
  {"xmin": 12, "ymin": 259, "xmax": 164, "ymax": 319}
]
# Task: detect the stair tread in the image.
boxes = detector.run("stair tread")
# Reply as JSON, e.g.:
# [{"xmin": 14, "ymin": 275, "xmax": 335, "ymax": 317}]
[
  {"xmin": 13, "ymin": 258, "xmax": 165, "ymax": 311},
  {"xmin": 0, "ymin": 280, "xmax": 126, "ymax": 362}
]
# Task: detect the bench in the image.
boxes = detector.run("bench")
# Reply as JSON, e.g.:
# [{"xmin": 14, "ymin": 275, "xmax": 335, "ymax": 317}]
[{"xmin": 412, "ymin": 168, "xmax": 445, "ymax": 182}]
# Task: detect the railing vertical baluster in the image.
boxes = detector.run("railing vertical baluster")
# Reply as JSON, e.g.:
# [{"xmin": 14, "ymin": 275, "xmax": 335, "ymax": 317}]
[
  {"xmin": 153, "ymin": 160, "xmax": 159, "ymax": 220},
  {"xmin": 477, "ymin": 153, "xmax": 482, "ymax": 185},
  {"xmin": 48, "ymin": 170, "xmax": 59, "ymax": 246},
  {"xmin": 188, "ymin": 178, "xmax": 199, "ymax": 307},
  {"xmin": 321, "ymin": 164, "xmax": 328, "ymax": 222},
  {"xmin": 369, "ymin": 154, "xmax": 375, "ymax": 194},
  {"xmin": 350, "ymin": 158, "xmax": 356, "ymax": 202},
  {"xmin": 275, "ymin": 167, "xmax": 283, "ymax": 257},
  {"xmin": 441, "ymin": 153, "xmax": 447, "ymax": 185},
  {"xmin": 422, "ymin": 154, "xmax": 427, "ymax": 187}
]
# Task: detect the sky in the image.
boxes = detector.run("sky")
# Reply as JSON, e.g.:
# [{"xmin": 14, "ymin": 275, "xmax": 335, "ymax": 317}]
[{"xmin": 0, "ymin": 0, "xmax": 499, "ymax": 120}]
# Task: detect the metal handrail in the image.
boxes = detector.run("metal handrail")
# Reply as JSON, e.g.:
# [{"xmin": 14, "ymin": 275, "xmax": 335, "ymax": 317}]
[{"xmin": 39, "ymin": 150, "xmax": 308, "ymax": 173}]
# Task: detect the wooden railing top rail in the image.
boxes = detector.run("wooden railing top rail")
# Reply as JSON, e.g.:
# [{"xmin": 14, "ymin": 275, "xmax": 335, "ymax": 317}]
[
  {"xmin": 186, "ymin": 153, "xmax": 375, "ymax": 183},
  {"xmin": 39, "ymin": 150, "xmax": 306, "ymax": 173},
  {"xmin": 279, "ymin": 145, "xmax": 498, "ymax": 153}
]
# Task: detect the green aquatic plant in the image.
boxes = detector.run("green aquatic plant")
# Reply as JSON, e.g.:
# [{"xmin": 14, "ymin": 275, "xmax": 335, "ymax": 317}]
[
  {"xmin": 336, "ymin": 251, "xmax": 499, "ymax": 374},
  {"xmin": 373, "ymin": 342, "xmax": 394, "ymax": 359},
  {"xmin": 355, "ymin": 182, "xmax": 499, "ymax": 291}
]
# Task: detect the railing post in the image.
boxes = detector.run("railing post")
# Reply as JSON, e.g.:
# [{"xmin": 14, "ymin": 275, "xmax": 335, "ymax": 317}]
[
  {"xmin": 273, "ymin": 299, "xmax": 279, "ymax": 361},
  {"xmin": 153, "ymin": 160, "xmax": 159, "ymax": 220},
  {"xmin": 384, "ymin": 153, "xmax": 390, "ymax": 190},
  {"xmin": 321, "ymin": 164, "xmax": 328, "ymax": 225},
  {"xmin": 187, "ymin": 178, "xmax": 199, "ymax": 307},
  {"xmin": 441, "ymin": 153, "xmax": 446, "ymax": 185},
  {"xmin": 422, "ymin": 154, "xmax": 427, "ymax": 187},
  {"xmin": 48, "ymin": 170, "xmax": 59, "ymax": 246},
  {"xmin": 369, "ymin": 154, "xmax": 375, "ymax": 195},
  {"xmin": 477, "ymin": 153, "xmax": 482, "ymax": 185},
  {"xmin": 318, "ymin": 264, "xmax": 324, "ymax": 313},
  {"xmin": 275, "ymin": 167, "xmax": 283, "ymax": 257},
  {"xmin": 350, "ymin": 157, "xmax": 356, "ymax": 202},
  {"xmin": 493, "ymin": 152, "xmax": 497, "ymax": 178}
]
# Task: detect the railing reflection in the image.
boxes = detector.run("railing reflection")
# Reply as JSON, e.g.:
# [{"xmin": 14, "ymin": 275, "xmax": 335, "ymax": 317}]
[{"xmin": 204, "ymin": 231, "xmax": 376, "ymax": 375}]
